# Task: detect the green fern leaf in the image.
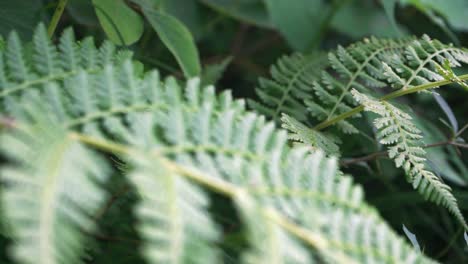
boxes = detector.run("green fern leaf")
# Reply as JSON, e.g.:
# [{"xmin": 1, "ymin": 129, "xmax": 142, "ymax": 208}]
[
  {"xmin": 281, "ymin": 113, "xmax": 340, "ymax": 156},
  {"xmin": 352, "ymin": 89, "xmax": 467, "ymax": 229},
  {"xmin": 0, "ymin": 114, "xmax": 108, "ymax": 264},
  {"xmin": 129, "ymin": 152, "xmax": 219, "ymax": 263},
  {"xmin": 250, "ymin": 53, "xmax": 326, "ymax": 123}
]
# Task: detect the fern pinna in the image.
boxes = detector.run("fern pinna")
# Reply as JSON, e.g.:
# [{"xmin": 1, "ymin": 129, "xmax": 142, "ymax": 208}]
[{"xmin": 0, "ymin": 25, "xmax": 440, "ymax": 263}]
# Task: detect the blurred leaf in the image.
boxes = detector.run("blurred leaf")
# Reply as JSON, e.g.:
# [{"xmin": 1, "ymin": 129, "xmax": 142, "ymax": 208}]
[
  {"xmin": 264, "ymin": 0, "xmax": 326, "ymax": 51},
  {"xmin": 92, "ymin": 0, "xmax": 144, "ymax": 45},
  {"xmin": 199, "ymin": 0, "xmax": 272, "ymax": 28},
  {"xmin": 331, "ymin": 0, "xmax": 402, "ymax": 38},
  {"xmin": 402, "ymin": 225, "xmax": 421, "ymax": 252},
  {"xmin": 163, "ymin": 0, "xmax": 203, "ymax": 39},
  {"xmin": 0, "ymin": 36, "xmax": 4, "ymax": 51},
  {"xmin": 380, "ymin": 0, "xmax": 403, "ymax": 36},
  {"xmin": 135, "ymin": 0, "xmax": 201, "ymax": 77},
  {"xmin": 433, "ymin": 93, "xmax": 458, "ymax": 133},
  {"xmin": 67, "ymin": 0, "xmax": 100, "ymax": 27},
  {"xmin": 464, "ymin": 232, "xmax": 468, "ymax": 246},
  {"xmin": 399, "ymin": 0, "xmax": 468, "ymax": 31},
  {"xmin": 0, "ymin": 0, "xmax": 46, "ymax": 40},
  {"xmin": 201, "ymin": 56, "xmax": 232, "ymax": 87}
]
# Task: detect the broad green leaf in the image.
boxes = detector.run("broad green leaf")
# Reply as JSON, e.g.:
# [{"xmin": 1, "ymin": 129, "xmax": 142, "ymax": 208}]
[
  {"xmin": 67, "ymin": 0, "xmax": 100, "ymax": 27},
  {"xmin": 135, "ymin": 0, "xmax": 201, "ymax": 77},
  {"xmin": 400, "ymin": 0, "xmax": 468, "ymax": 31},
  {"xmin": 199, "ymin": 0, "xmax": 272, "ymax": 28},
  {"xmin": 92, "ymin": 0, "xmax": 144, "ymax": 45},
  {"xmin": 332, "ymin": 0, "xmax": 402, "ymax": 38},
  {"xmin": 163, "ymin": 0, "xmax": 203, "ymax": 39},
  {"xmin": 264, "ymin": 0, "xmax": 326, "ymax": 51},
  {"xmin": 0, "ymin": 0, "xmax": 45, "ymax": 40}
]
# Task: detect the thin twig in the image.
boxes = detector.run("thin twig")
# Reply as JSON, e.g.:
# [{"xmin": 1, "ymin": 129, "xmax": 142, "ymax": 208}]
[
  {"xmin": 48, "ymin": 0, "xmax": 68, "ymax": 38},
  {"xmin": 340, "ymin": 140, "xmax": 468, "ymax": 166}
]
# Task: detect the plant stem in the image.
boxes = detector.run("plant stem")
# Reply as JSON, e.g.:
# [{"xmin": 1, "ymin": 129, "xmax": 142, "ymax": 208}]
[
  {"xmin": 47, "ymin": 0, "xmax": 68, "ymax": 38},
  {"xmin": 314, "ymin": 73, "xmax": 468, "ymax": 131}
]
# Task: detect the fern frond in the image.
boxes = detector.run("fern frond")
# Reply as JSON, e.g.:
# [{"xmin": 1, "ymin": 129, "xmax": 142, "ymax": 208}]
[
  {"xmin": 281, "ymin": 113, "xmax": 340, "ymax": 156},
  {"xmin": 436, "ymin": 59, "xmax": 468, "ymax": 90},
  {"xmin": 272, "ymin": 36, "xmax": 468, "ymax": 134},
  {"xmin": 129, "ymin": 152, "xmax": 219, "ymax": 263},
  {"xmin": 0, "ymin": 24, "xmax": 132, "ymax": 111},
  {"xmin": 0, "ymin": 113, "xmax": 108, "ymax": 264},
  {"xmin": 0, "ymin": 29, "xmax": 438, "ymax": 263},
  {"xmin": 382, "ymin": 35, "xmax": 468, "ymax": 90},
  {"xmin": 352, "ymin": 89, "xmax": 467, "ymax": 229},
  {"xmin": 250, "ymin": 53, "xmax": 326, "ymax": 123},
  {"xmin": 306, "ymin": 37, "xmax": 413, "ymax": 133},
  {"xmin": 113, "ymin": 77, "xmax": 434, "ymax": 263},
  {"xmin": 235, "ymin": 192, "xmax": 312, "ymax": 264}
]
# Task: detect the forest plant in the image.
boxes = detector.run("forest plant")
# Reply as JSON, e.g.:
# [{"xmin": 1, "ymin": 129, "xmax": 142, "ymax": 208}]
[
  {"xmin": 254, "ymin": 33, "xmax": 468, "ymax": 230},
  {"xmin": 0, "ymin": 25, "xmax": 449, "ymax": 263}
]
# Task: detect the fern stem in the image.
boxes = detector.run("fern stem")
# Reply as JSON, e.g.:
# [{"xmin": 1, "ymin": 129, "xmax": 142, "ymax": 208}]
[
  {"xmin": 47, "ymin": 0, "xmax": 68, "ymax": 37},
  {"xmin": 314, "ymin": 73, "xmax": 468, "ymax": 130}
]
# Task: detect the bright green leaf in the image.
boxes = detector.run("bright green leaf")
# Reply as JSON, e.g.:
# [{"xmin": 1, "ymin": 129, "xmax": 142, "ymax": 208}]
[{"xmin": 92, "ymin": 0, "xmax": 144, "ymax": 46}]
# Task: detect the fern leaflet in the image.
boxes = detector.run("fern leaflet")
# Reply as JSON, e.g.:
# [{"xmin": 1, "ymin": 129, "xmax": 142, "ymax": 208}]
[{"xmin": 352, "ymin": 89, "xmax": 467, "ymax": 230}]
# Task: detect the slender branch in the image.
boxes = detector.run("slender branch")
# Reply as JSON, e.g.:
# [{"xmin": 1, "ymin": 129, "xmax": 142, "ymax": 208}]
[
  {"xmin": 456, "ymin": 123, "xmax": 468, "ymax": 137},
  {"xmin": 314, "ymin": 73, "xmax": 468, "ymax": 131},
  {"xmin": 48, "ymin": 0, "xmax": 68, "ymax": 37}
]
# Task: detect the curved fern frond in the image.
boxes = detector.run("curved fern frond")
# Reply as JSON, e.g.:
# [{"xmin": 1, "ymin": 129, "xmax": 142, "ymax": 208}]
[
  {"xmin": 352, "ymin": 89, "xmax": 467, "ymax": 230},
  {"xmin": 0, "ymin": 114, "xmax": 108, "ymax": 264},
  {"xmin": 250, "ymin": 53, "xmax": 326, "ymax": 123}
]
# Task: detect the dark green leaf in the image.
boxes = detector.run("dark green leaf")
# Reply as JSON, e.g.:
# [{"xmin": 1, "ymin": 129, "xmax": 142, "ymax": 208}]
[
  {"xmin": 92, "ymin": 0, "xmax": 144, "ymax": 45},
  {"xmin": 135, "ymin": 0, "xmax": 201, "ymax": 77},
  {"xmin": 265, "ymin": 0, "xmax": 326, "ymax": 51},
  {"xmin": 199, "ymin": 0, "xmax": 272, "ymax": 28}
]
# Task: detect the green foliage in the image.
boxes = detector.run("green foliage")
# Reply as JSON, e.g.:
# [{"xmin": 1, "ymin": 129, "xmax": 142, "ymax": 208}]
[
  {"xmin": 92, "ymin": 0, "xmax": 144, "ymax": 45},
  {"xmin": 249, "ymin": 53, "xmax": 326, "ymax": 123},
  {"xmin": 135, "ymin": 0, "xmax": 201, "ymax": 77},
  {"xmin": 2, "ymin": 0, "xmax": 468, "ymax": 263},
  {"xmin": 0, "ymin": 26, "xmax": 438, "ymax": 263},
  {"xmin": 352, "ymin": 89, "xmax": 467, "ymax": 229},
  {"xmin": 1, "ymin": 114, "xmax": 108, "ymax": 264}
]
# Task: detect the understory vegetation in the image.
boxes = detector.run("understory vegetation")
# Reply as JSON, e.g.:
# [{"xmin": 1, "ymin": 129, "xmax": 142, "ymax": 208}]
[{"xmin": 0, "ymin": 0, "xmax": 468, "ymax": 263}]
